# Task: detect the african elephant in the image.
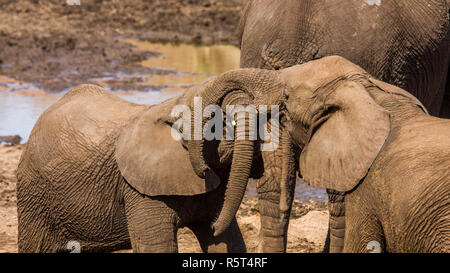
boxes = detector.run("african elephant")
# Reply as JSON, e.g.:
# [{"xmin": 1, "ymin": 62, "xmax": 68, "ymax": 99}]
[
  {"xmin": 16, "ymin": 69, "xmax": 290, "ymax": 253},
  {"xmin": 238, "ymin": 0, "xmax": 450, "ymax": 252},
  {"xmin": 277, "ymin": 56, "xmax": 449, "ymax": 252}
]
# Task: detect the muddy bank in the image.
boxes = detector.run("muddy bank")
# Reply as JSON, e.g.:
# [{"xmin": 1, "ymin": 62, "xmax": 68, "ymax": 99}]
[
  {"xmin": 0, "ymin": 0, "xmax": 245, "ymax": 92},
  {"xmin": 0, "ymin": 144, "xmax": 328, "ymax": 253}
]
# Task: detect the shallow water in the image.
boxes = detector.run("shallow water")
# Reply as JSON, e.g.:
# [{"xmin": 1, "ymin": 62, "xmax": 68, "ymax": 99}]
[
  {"xmin": 0, "ymin": 89, "xmax": 179, "ymax": 140},
  {"xmin": 0, "ymin": 41, "xmax": 240, "ymax": 141},
  {"xmin": 0, "ymin": 40, "xmax": 326, "ymax": 201},
  {"xmin": 125, "ymin": 39, "xmax": 241, "ymax": 75}
]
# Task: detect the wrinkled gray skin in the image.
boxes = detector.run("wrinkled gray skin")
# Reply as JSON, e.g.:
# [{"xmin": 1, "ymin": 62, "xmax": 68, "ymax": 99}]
[
  {"xmin": 238, "ymin": 0, "xmax": 450, "ymax": 252},
  {"xmin": 277, "ymin": 56, "xmax": 450, "ymax": 252},
  {"xmin": 16, "ymin": 69, "xmax": 289, "ymax": 253}
]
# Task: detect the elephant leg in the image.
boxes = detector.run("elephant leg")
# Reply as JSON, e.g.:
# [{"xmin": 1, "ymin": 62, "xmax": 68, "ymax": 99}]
[
  {"xmin": 325, "ymin": 189, "xmax": 346, "ymax": 253},
  {"xmin": 18, "ymin": 211, "xmax": 67, "ymax": 253},
  {"xmin": 343, "ymin": 219, "xmax": 385, "ymax": 253},
  {"xmin": 189, "ymin": 217, "xmax": 246, "ymax": 253},
  {"xmin": 17, "ymin": 171, "xmax": 70, "ymax": 253},
  {"xmin": 123, "ymin": 186, "xmax": 179, "ymax": 253},
  {"xmin": 343, "ymin": 195, "xmax": 384, "ymax": 253},
  {"xmin": 255, "ymin": 150, "xmax": 295, "ymax": 253},
  {"xmin": 258, "ymin": 211, "xmax": 291, "ymax": 253}
]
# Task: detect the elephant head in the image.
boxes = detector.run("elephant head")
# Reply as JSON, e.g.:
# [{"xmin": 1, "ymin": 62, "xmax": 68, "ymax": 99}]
[
  {"xmin": 183, "ymin": 69, "xmax": 293, "ymax": 236},
  {"xmin": 278, "ymin": 56, "xmax": 392, "ymax": 192}
]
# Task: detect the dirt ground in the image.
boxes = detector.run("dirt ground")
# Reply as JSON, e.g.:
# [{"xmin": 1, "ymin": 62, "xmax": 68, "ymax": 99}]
[
  {"xmin": 0, "ymin": 0, "xmax": 245, "ymax": 92},
  {"xmin": 0, "ymin": 144, "xmax": 328, "ymax": 253},
  {"xmin": 0, "ymin": 145, "xmax": 22, "ymax": 252}
]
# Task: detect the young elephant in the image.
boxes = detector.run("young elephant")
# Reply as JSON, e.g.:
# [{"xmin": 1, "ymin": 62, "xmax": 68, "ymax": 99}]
[
  {"xmin": 238, "ymin": 0, "xmax": 450, "ymax": 252},
  {"xmin": 278, "ymin": 56, "xmax": 450, "ymax": 252},
  {"xmin": 16, "ymin": 69, "xmax": 288, "ymax": 253}
]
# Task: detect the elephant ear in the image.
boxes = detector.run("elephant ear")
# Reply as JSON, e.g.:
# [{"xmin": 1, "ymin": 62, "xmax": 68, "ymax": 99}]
[
  {"xmin": 368, "ymin": 77, "xmax": 428, "ymax": 114},
  {"xmin": 115, "ymin": 103, "xmax": 221, "ymax": 196},
  {"xmin": 300, "ymin": 81, "xmax": 390, "ymax": 192}
]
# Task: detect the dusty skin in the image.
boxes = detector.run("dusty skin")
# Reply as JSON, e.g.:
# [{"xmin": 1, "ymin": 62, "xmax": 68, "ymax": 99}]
[{"xmin": 0, "ymin": 144, "xmax": 328, "ymax": 253}]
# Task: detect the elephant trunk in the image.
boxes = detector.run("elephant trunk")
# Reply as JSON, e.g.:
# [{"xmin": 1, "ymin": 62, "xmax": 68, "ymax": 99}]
[
  {"xmin": 186, "ymin": 69, "xmax": 285, "ymax": 236},
  {"xmin": 256, "ymin": 128, "xmax": 296, "ymax": 253},
  {"xmin": 187, "ymin": 69, "xmax": 283, "ymax": 179},
  {"xmin": 212, "ymin": 113, "xmax": 254, "ymax": 236},
  {"xmin": 279, "ymin": 128, "xmax": 295, "ymax": 216}
]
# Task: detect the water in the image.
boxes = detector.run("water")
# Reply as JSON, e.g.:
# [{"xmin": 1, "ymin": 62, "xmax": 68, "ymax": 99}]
[
  {"xmin": 125, "ymin": 39, "xmax": 241, "ymax": 75},
  {"xmin": 0, "ymin": 40, "xmax": 326, "ymax": 201},
  {"xmin": 0, "ymin": 79, "xmax": 179, "ymax": 141},
  {"xmin": 0, "ymin": 41, "xmax": 241, "ymax": 141},
  {"xmin": 0, "ymin": 89, "xmax": 177, "ymax": 142}
]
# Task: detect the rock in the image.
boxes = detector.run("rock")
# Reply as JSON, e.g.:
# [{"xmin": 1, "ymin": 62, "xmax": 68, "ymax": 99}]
[{"xmin": 0, "ymin": 135, "xmax": 22, "ymax": 145}]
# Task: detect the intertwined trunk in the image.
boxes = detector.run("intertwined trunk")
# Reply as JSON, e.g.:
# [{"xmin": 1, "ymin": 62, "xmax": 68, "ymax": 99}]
[
  {"xmin": 186, "ymin": 69, "xmax": 286, "ymax": 238},
  {"xmin": 212, "ymin": 113, "xmax": 254, "ymax": 236}
]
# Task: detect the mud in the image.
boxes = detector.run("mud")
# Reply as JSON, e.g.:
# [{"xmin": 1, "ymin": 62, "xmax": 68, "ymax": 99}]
[
  {"xmin": 0, "ymin": 145, "xmax": 23, "ymax": 253},
  {"xmin": 0, "ymin": 0, "xmax": 245, "ymax": 92},
  {"xmin": 0, "ymin": 144, "xmax": 328, "ymax": 253}
]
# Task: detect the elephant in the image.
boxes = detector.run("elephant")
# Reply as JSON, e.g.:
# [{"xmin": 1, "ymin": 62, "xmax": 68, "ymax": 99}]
[
  {"xmin": 276, "ymin": 56, "xmax": 449, "ymax": 252},
  {"xmin": 238, "ymin": 0, "xmax": 450, "ymax": 252},
  {"xmin": 16, "ymin": 69, "xmax": 291, "ymax": 253}
]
